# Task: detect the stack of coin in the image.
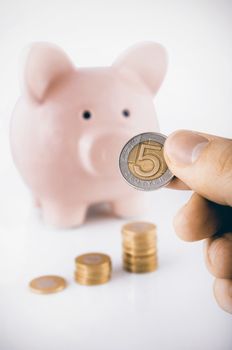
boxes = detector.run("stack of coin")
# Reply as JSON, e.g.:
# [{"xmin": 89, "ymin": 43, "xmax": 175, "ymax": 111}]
[
  {"xmin": 122, "ymin": 222, "xmax": 158, "ymax": 273},
  {"xmin": 74, "ymin": 253, "xmax": 112, "ymax": 285}
]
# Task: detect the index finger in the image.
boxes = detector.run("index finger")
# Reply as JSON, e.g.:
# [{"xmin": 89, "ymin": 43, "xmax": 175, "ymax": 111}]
[{"xmin": 165, "ymin": 177, "xmax": 190, "ymax": 190}]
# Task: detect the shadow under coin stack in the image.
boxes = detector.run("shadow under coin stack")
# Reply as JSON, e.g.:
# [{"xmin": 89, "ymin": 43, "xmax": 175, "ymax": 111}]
[
  {"xmin": 122, "ymin": 222, "xmax": 158, "ymax": 273},
  {"xmin": 74, "ymin": 253, "xmax": 112, "ymax": 285}
]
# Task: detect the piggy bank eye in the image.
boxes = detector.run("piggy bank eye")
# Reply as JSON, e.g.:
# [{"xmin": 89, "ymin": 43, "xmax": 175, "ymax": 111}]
[
  {"xmin": 122, "ymin": 109, "xmax": 130, "ymax": 117},
  {"xmin": 82, "ymin": 110, "xmax": 92, "ymax": 120}
]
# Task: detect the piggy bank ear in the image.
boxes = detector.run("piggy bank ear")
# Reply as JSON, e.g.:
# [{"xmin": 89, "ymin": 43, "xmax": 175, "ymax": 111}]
[
  {"xmin": 113, "ymin": 42, "xmax": 168, "ymax": 95},
  {"xmin": 22, "ymin": 42, "xmax": 74, "ymax": 102}
]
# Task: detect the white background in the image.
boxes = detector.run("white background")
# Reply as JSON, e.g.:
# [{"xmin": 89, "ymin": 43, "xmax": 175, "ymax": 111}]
[{"xmin": 0, "ymin": 0, "xmax": 232, "ymax": 349}]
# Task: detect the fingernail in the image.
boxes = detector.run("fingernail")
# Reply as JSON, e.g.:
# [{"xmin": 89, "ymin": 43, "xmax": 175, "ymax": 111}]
[{"xmin": 165, "ymin": 130, "xmax": 209, "ymax": 165}]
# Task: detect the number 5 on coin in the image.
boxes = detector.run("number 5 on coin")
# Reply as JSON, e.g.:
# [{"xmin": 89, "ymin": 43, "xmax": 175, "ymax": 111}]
[{"xmin": 132, "ymin": 143, "xmax": 162, "ymax": 178}]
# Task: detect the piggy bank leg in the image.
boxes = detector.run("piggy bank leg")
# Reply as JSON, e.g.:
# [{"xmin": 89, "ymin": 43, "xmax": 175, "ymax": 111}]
[
  {"xmin": 111, "ymin": 193, "xmax": 147, "ymax": 218},
  {"xmin": 33, "ymin": 197, "xmax": 41, "ymax": 208},
  {"xmin": 41, "ymin": 202, "xmax": 87, "ymax": 228}
]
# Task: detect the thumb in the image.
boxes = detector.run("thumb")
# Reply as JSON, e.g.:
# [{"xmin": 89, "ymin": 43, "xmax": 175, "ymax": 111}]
[{"xmin": 164, "ymin": 130, "xmax": 232, "ymax": 207}]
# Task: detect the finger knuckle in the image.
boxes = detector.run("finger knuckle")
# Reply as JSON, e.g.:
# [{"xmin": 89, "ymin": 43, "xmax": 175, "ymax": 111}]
[
  {"xmin": 216, "ymin": 141, "xmax": 232, "ymax": 177},
  {"xmin": 208, "ymin": 236, "xmax": 232, "ymax": 278}
]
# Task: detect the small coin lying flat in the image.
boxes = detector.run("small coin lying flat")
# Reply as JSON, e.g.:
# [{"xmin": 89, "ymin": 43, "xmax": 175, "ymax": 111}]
[
  {"xmin": 29, "ymin": 275, "xmax": 67, "ymax": 294},
  {"xmin": 119, "ymin": 132, "xmax": 174, "ymax": 191}
]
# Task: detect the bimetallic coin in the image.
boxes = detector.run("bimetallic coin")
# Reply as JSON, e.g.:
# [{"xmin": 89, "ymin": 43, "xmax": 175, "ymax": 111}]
[
  {"xmin": 119, "ymin": 132, "xmax": 174, "ymax": 191},
  {"xmin": 29, "ymin": 275, "xmax": 67, "ymax": 294},
  {"xmin": 75, "ymin": 253, "xmax": 111, "ymax": 267}
]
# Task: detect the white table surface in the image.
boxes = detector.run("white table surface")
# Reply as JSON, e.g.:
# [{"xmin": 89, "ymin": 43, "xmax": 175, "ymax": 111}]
[{"xmin": 0, "ymin": 132, "xmax": 231, "ymax": 350}]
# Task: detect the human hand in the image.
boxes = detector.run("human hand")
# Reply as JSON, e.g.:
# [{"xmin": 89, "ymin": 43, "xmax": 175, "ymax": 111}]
[{"xmin": 164, "ymin": 130, "xmax": 232, "ymax": 314}]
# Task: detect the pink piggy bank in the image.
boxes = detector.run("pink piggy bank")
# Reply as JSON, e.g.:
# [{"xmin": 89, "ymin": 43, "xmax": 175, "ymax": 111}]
[{"xmin": 10, "ymin": 42, "xmax": 167, "ymax": 227}]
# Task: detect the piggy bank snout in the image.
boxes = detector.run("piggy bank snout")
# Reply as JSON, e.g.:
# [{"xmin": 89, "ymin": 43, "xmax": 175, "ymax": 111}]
[{"xmin": 79, "ymin": 133, "xmax": 130, "ymax": 177}]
